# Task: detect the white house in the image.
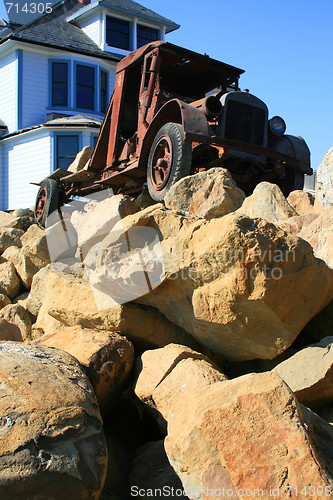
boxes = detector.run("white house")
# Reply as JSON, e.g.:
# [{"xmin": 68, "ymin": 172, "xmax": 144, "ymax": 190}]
[{"xmin": 0, "ymin": 0, "xmax": 179, "ymax": 210}]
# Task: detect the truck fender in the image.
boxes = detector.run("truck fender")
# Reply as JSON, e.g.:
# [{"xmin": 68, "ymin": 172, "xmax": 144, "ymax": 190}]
[
  {"xmin": 139, "ymin": 99, "xmax": 212, "ymax": 169},
  {"xmin": 270, "ymin": 135, "xmax": 312, "ymax": 174}
]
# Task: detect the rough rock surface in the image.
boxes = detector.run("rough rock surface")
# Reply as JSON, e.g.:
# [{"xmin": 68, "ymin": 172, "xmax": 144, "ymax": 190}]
[
  {"xmin": 277, "ymin": 212, "xmax": 318, "ymax": 236},
  {"xmin": 236, "ymin": 182, "xmax": 297, "ymax": 222},
  {"xmin": 164, "ymin": 168, "xmax": 245, "ymax": 219},
  {"xmin": 0, "ymin": 342, "xmax": 107, "ymax": 499},
  {"xmin": 36, "ymin": 326, "xmax": 134, "ymax": 414},
  {"xmin": 0, "ymin": 303, "xmax": 32, "ymax": 341},
  {"xmin": 0, "ymin": 260, "xmax": 21, "ymax": 299},
  {"xmin": 33, "ymin": 269, "xmax": 196, "ymax": 348},
  {"xmin": 273, "ymin": 336, "xmax": 333, "ymax": 408},
  {"xmin": 67, "ymin": 146, "xmax": 93, "ymax": 173},
  {"xmin": 135, "ymin": 344, "xmax": 227, "ymax": 422},
  {"xmin": 0, "ymin": 294, "xmax": 10, "ymax": 310},
  {"xmin": 299, "ymin": 207, "xmax": 333, "ymax": 268},
  {"xmin": 316, "ymin": 146, "xmax": 333, "ymax": 210},
  {"xmin": 287, "ymin": 189, "xmax": 315, "ymax": 215},
  {"xmin": 0, "ymin": 228, "xmax": 23, "ymax": 253},
  {"xmin": 114, "ymin": 205, "xmax": 333, "ymax": 360},
  {"xmin": 164, "ymin": 372, "xmax": 333, "ymax": 499}
]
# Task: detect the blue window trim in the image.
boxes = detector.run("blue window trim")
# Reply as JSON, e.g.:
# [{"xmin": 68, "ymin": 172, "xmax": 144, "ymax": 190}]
[
  {"xmin": 16, "ymin": 49, "xmax": 23, "ymax": 130},
  {"xmin": 49, "ymin": 59, "xmax": 71, "ymax": 109},
  {"xmin": 74, "ymin": 61, "xmax": 98, "ymax": 111},
  {"xmin": 52, "ymin": 131, "xmax": 82, "ymax": 172}
]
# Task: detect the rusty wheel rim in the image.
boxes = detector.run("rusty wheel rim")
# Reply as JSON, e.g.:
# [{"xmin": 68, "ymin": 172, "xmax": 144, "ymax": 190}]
[
  {"xmin": 150, "ymin": 136, "xmax": 173, "ymax": 190},
  {"xmin": 35, "ymin": 187, "xmax": 47, "ymax": 222}
]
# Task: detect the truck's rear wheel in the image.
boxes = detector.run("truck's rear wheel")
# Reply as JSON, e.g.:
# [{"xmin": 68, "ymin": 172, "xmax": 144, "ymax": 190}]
[
  {"xmin": 147, "ymin": 122, "xmax": 192, "ymax": 201},
  {"xmin": 34, "ymin": 179, "xmax": 60, "ymax": 227}
]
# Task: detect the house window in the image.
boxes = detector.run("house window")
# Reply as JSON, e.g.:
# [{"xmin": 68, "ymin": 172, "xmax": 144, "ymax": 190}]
[
  {"xmin": 76, "ymin": 64, "xmax": 95, "ymax": 110},
  {"xmin": 100, "ymin": 70, "xmax": 108, "ymax": 113},
  {"xmin": 137, "ymin": 25, "xmax": 159, "ymax": 48},
  {"xmin": 56, "ymin": 135, "xmax": 79, "ymax": 170},
  {"xmin": 52, "ymin": 62, "xmax": 68, "ymax": 106},
  {"xmin": 106, "ymin": 16, "xmax": 130, "ymax": 50}
]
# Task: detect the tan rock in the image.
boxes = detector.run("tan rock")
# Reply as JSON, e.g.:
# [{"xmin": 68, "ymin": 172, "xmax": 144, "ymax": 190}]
[
  {"xmin": 277, "ymin": 212, "xmax": 318, "ymax": 236},
  {"xmin": 116, "ymin": 207, "xmax": 333, "ymax": 361},
  {"xmin": 299, "ymin": 207, "xmax": 333, "ymax": 268},
  {"xmin": 36, "ymin": 326, "xmax": 134, "ymax": 414},
  {"xmin": 0, "ymin": 303, "xmax": 32, "ymax": 341},
  {"xmin": 0, "ymin": 260, "xmax": 21, "ymax": 299},
  {"xmin": 0, "ymin": 341, "xmax": 107, "ymax": 498},
  {"xmin": 67, "ymin": 146, "xmax": 93, "ymax": 173},
  {"xmin": 273, "ymin": 336, "xmax": 333, "ymax": 408},
  {"xmin": 135, "ymin": 344, "xmax": 227, "ymax": 423},
  {"xmin": 33, "ymin": 269, "xmax": 195, "ymax": 349},
  {"xmin": 20, "ymin": 224, "xmax": 50, "ymax": 263},
  {"xmin": 316, "ymin": 146, "xmax": 333, "ymax": 210},
  {"xmin": 0, "ymin": 228, "xmax": 23, "ymax": 253},
  {"xmin": 25, "ymin": 264, "xmax": 53, "ymax": 316},
  {"xmin": 164, "ymin": 372, "xmax": 333, "ymax": 499},
  {"xmin": 3, "ymin": 242, "xmax": 48, "ymax": 289},
  {"xmin": 0, "ymin": 211, "xmax": 16, "ymax": 227},
  {"xmin": 236, "ymin": 181, "xmax": 297, "ymax": 222},
  {"xmin": 164, "ymin": 168, "xmax": 245, "ymax": 219},
  {"xmin": 287, "ymin": 189, "xmax": 315, "ymax": 215},
  {"xmin": 0, "ymin": 293, "xmax": 10, "ymax": 310}
]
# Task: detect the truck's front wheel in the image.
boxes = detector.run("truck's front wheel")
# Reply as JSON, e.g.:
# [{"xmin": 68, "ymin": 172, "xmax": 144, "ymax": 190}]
[
  {"xmin": 34, "ymin": 178, "xmax": 60, "ymax": 227},
  {"xmin": 147, "ymin": 122, "xmax": 192, "ymax": 202}
]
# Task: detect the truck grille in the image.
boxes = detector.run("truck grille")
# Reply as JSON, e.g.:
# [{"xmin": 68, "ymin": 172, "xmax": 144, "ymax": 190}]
[{"xmin": 224, "ymin": 100, "xmax": 266, "ymax": 146}]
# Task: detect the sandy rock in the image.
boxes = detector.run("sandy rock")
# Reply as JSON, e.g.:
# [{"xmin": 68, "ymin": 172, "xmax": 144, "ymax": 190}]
[
  {"xmin": 277, "ymin": 212, "xmax": 318, "ymax": 236},
  {"xmin": 36, "ymin": 326, "xmax": 134, "ymax": 414},
  {"xmin": 236, "ymin": 182, "xmax": 297, "ymax": 222},
  {"xmin": 0, "ymin": 342, "xmax": 107, "ymax": 499},
  {"xmin": 0, "ymin": 228, "xmax": 23, "ymax": 253},
  {"xmin": 273, "ymin": 336, "xmax": 333, "ymax": 408},
  {"xmin": 25, "ymin": 264, "xmax": 53, "ymax": 316},
  {"xmin": 0, "ymin": 211, "xmax": 16, "ymax": 227},
  {"xmin": 316, "ymin": 146, "xmax": 333, "ymax": 210},
  {"xmin": 135, "ymin": 188, "xmax": 157, "ymax": 209},
  {"xmin": 164, "ymin": 372, "xmax": 333, "ymax": 499},
  {"xmin": 0, "ymin": 303, "xmax": 32, "ymax": 341},
  {"xmin": 164, "ymin": 168, "xmax": 245, "ymax": 219},
  {"xmin": 33, "ymin": 269, "xmax": 195, "ymax": 349},
  {"xmin": 301, "ymin": 299, "xmax": 333, "ymax": 344},
  {"xmin": 20, "ymin": 224, "xmax": 50, "ymax": 263},
  {"xmin": 135, "ymin": 344, "xmax": 227, "ymax": 423},
  {"xmin": 0, "ymin": 260, "xmax": 21, "ymax": 299},
  {"xmin": 12, "ymin": 208, "xmax": 34, "ymax": 218},
  {"xmin": 129, "ymin": 440, "xmax": 188, "ymax": 499},
  {"xmin": 4, "ymin": 242, "xmax": 49, "ymax": 289},
  {"xmin": 0, "ymin": 294, "xmax": 10, "ymax": 310},
  {"xmin": 299, "ymin": 207, "xmax": 333, "ymax": 268},
  {"xmin": 287, "ymin": 189, "xmax": 315, "ymax": 215},
  {"xmin": 116, "ymin": 206, "xmax": 333, "ymax": 361},
  {"xmin": 67, "ymin": 146, "xmax": 93, "ymax": 173}
]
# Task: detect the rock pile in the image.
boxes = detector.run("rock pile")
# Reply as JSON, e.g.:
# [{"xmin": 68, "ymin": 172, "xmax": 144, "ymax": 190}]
[{"xmin": 0, "ymin": 164, "xmax": 333, "ymax": 498}]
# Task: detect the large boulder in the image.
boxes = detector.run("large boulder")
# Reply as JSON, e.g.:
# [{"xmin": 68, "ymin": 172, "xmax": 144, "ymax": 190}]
[
  {"xmin": 0, "ymin": 303, "xmax": 32, "ymax": 341},
  {"xmin": 0, "ymin": 260, "xmax": 21, "ymax": 299},
  {"xmin": 236, "ymin": 182, "xmax": 297, "ymax": 222},
  {"xmin": 33, "ymin": 269, "xmax": 196, "ymax": 349},
  {"xmin": 3, "ymin": 240, "xmax": 49, "ymax": 289},
  {"xmin": 164, "ymin": 168, "xmax": 245, "ymax": 219},
  {"xmin": 299, "ymin": 208, "xmax": 333, "ymax": 268},
  {"xmin": 287, "ymin": 190, "xmax": 315, "ymax": 215},
  {"xmin": 36, "ymin": 326, "xmax": 134, "ymax": 414},
  {"xmin": 0, "ymin": 228, "xmax": 23, "ymax": 253},
  {"xmin": 0, "ymin": 342, "xmax": 107, "ymax": 499},
  {"xmin": 67, "ymin": 146, "xmax": 93, "ymax": 173},
  {"xmin": 273, "ymin": 336, "xmax": 333, "ymax": 408},
  {"xmin": 112, "ymin": 205, "xmax": 333, "ymax": 361},
  {"xmin": 316, "ymin": 146, "xmax": 333, "ymax": 210},
  {"xmin": 277, "ymin": 213, "xmax": 318, "ymax": 236},
  {"xmin": 135, "ymin": 344, "xmax": 227, "ymax": 424},
  {"xmin": 164, "ymin": 372, "xmax": 333, "ymax": 499}
]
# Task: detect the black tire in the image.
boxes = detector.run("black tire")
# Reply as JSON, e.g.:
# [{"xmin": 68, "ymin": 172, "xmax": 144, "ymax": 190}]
[
  {"xmin": 147, "ymin": 122, "xmax": 192, "ymax": 201},
  {"xmin": 34, "ymin": 178, "xmax": 60, "ymax": 227},
  {"xmin": 280, "ymin": 167, "xmax": 305, "ymax": 197}
]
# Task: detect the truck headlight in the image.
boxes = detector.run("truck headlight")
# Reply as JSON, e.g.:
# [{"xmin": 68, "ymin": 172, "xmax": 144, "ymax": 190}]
[{"xmin": 269, "ymin": 116, "xmax": 286, "ymax": 136}]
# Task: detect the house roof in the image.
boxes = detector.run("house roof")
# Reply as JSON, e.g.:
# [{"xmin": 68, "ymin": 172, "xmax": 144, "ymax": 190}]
[
  {"xmin": 0, "ymin": 0, "xmax": 179, "ymax": 57},
  {"xmin": 0, "ymin": 0, "xmax": 122, "ymax": 62},
  {"xmin": 98, "ymin": 0, "xmax": 179, "ymax": 32}
]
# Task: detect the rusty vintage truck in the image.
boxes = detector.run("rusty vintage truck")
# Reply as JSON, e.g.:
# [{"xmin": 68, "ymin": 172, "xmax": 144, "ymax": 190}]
[{"xmin": 34, "ymin": 41, "xmax": 312, "ymax": 225}]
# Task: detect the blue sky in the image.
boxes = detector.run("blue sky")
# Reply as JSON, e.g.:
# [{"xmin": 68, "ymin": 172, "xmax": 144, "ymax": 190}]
[{"xmin": 1, "ymin": 0, "xmax": 332, "ymax": 170}]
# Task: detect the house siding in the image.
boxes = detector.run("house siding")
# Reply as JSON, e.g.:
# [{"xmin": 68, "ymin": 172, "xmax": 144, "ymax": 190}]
[
  {"xmin": 80, "ymin": 13, "xmax": 103, "ymax": 48},
  {"xmin": 21, "ymin": 51, "xmax": 49, "ymax": 129},
  {"xmin": 0, "ymin": 51, "xmax": 17, "ymax": 133},
  {"xmin": 5, "ymin": 133, "xmax": 51, "ymax": 210}
]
